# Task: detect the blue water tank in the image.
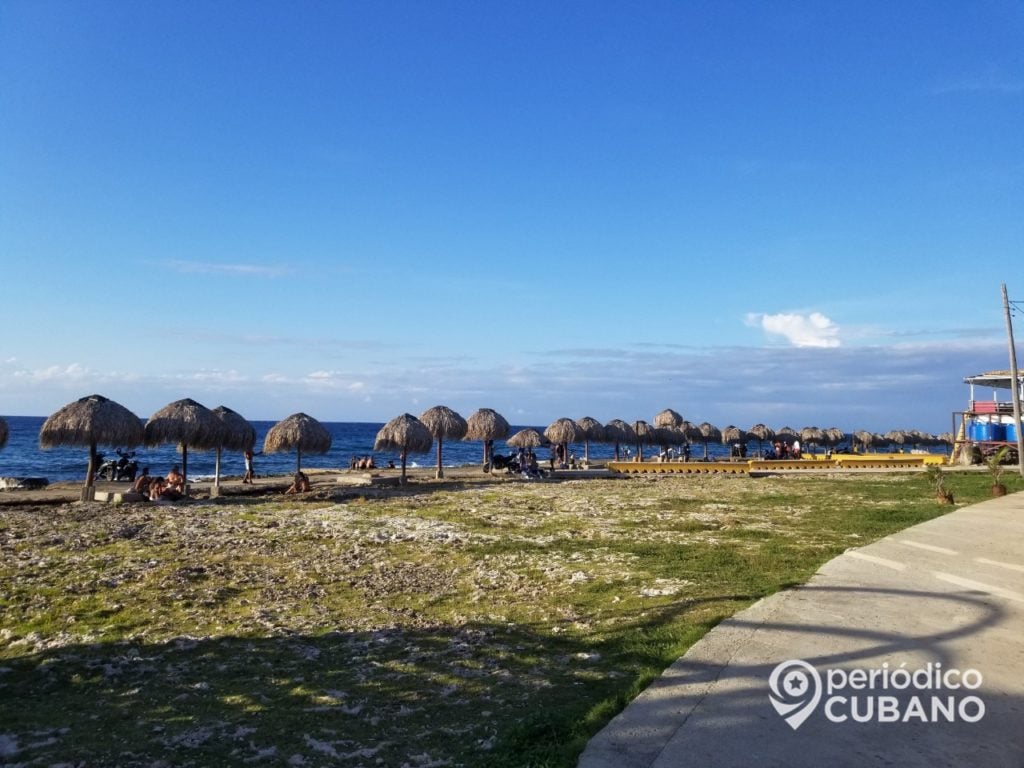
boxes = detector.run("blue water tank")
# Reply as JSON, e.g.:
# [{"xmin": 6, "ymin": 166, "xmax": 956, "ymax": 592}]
[
  {"xmin": 1006, "ymin": 422, "xmax": 1018, "ymax": 444},
  {"xmin": 972, "ymin": 422, "xmax": 999, "ymax": 441}
]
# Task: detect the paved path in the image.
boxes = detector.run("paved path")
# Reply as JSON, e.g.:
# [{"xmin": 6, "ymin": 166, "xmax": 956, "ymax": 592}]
[{"xmin": 579, "ymin": 493, "xmax": 1024, "ymax": 768}]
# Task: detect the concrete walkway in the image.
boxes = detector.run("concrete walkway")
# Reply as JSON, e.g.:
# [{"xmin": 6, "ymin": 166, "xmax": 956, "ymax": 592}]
[{"xmin": 579, "ymin": 493, "xmax": 1024, "ymax": 768}]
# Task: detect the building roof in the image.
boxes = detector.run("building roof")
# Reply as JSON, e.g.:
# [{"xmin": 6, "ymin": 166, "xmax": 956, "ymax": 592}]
[{"xmin": 964, "ymin": 370, "xmax": 1024, "ymax": 390}]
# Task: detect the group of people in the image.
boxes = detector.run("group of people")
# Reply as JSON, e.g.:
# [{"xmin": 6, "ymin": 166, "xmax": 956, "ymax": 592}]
[
  {"xmin": 657, "ymin": 445, "xmax": 693, "ymax": 462},
  {"xmin": 349, "ymin": 455, "xmax": 377, "ymax": 470},
  {"xmin": 766, "ymin": 440, "xmax": 803, "ymax": 460},
  {"xmin": 549, "ymin": 444, "xmax": 578, "ymax": 470},
  {"xmin": 132, "ymin": 465, "xmax": 185, "ymax": 501}
]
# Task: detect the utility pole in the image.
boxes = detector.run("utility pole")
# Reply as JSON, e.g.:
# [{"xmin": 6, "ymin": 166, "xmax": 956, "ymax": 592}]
[{"xmin": 1001, "ymin": 283, "xmax": 1024, "ymax": 478}]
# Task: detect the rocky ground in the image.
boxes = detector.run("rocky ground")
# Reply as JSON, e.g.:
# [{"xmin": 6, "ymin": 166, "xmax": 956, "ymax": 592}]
[{"xmin": 0, "ymin": 468, "xmax": 981, "ymax": 767}]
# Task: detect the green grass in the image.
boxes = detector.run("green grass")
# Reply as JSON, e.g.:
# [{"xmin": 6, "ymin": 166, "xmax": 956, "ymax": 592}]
[{"xmin": 0, "ymin": 470, "xmax": 1020, "ymax": 766}]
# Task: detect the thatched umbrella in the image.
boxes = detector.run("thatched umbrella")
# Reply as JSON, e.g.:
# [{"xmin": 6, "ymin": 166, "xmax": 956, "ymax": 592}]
[
  {"xmin": 632, "ymin": 420, "xmax": 657, "ymax": 462},
  {"xmin": 853, "ymin": 430, "xmax": 878, "ymax": 452},
  {"xmin": 603, "ymin": 419, "xmax": 636, "ymax": 460},
  {"xmin": 824, "ymin": 427, "xmax": 847, "ymax": 450},
  {"xmin": 39, "ymin": 394, "xmax": 144, "ymax": 497},
  {"xmin": 722, "ymin": 425, "xmax": 746, "ymax": 444},
  {"xmin": 575, "ymin": 416, "xmax": 604, "ymax": 464},
  {"xmin": 721, "ymin": 426, "xmax": 747, "ymax": 457},
  {"xmin": 419, "ymin": 405, "xmax": 467, "ymax": 479},
  {"xmin": 464, "ymin": 408, "xmax": 510, "ymax": 472},
  {"xmin": 375, "ymin": 413, "xmax": 433, "ymax": 484},
  {"xmin": 507, "ymin": 428, "xmax": 545, "ymax": 449},
  {"xmin": 800, "ymin": 426, "xmax": 825, "ymax": 455},
  {"xmin": 0, "ymin": 416, "xmax": 7, "ymax": 450},
  {"xmin": 697, "ymin": 422, "xmax": 721, "ymax": 460},
  {"xmin": 748, "ymin": 423, "xmax": 775, "ymax": 457},
  {"xmin": 776, "ymin": 426, "xmax": 798, "ymax": 443},
  {"xmin": 145, "ymin": 398, "xmax": 226, "ymax": 494},
  {"xmin": 545, "ymin": 418, "xmax": 581, "ymax": 466},
  {"xmin": 212, "ymin": 405, "xmax": 256, "ymax": 492},
  {"xmin": 263, "ymin": 412, "xmax": 332, "ymax": 473},
  {"xmin": 653, "ymin": 409, "xmax": 684, "ymax": 428},
  {"xmin": 883, "ymin": 429, "xmax": 909, "ymax": 450}
]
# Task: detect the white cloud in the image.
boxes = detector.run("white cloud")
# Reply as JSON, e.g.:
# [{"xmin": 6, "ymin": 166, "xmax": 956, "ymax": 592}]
[
  {"xmin": 156, "ymin": 259, "xmax": 293, "ymax": 278},
  {"xmin": 12, "ymin": 363, "xmax": 92, "ymax": 381},
  {"xmin": 748, "ymin": 312, "xmax": 841, "ymax": 348}
]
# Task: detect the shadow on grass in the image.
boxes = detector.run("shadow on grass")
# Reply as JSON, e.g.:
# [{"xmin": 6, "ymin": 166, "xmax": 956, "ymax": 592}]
[{"xmin": 0, "ymin": 601, "xmax": 730, "ymax": 768}]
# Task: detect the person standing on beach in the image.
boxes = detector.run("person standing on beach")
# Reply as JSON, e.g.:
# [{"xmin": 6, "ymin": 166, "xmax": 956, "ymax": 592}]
[{"xmin": 243, "ymin": 449, "xmax": 255, "ymax": 484}]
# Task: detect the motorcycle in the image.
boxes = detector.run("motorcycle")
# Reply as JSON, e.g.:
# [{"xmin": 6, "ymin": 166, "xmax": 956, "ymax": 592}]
[{"xmin": 95, "ymin": 450, "xmax": 139, "ymax": 482}]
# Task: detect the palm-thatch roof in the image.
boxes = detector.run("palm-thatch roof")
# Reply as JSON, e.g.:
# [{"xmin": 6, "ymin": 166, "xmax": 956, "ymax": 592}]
[
  {"xmin": 800, "ymin": 426, "xmax": 825, "ymax": 445},
  {"xmin": 633, "ymin": 420, "xmax": 657, "ymax": 443},
  {"xmin": 697, "ymin": 422, "xmax": 721, "ymax": 442},
  {"xmin": 544, "ymin": 418, "xmax": 581, "ymax": 446},
  {"xmin": 883, "ymin": 429, "xmax": 908, "ymax": 446},
  {"xmin": 937, "ymin": 432, "xmax": 955, "ymax": 445},
  {"xmin": 464, "ymin": 408, "xmax": 510, "ymax": 442},
  {"xmin": 0, "ymin": 417, "xmax": 8, "ymax": 450},
  {"xmin": 145, "ymin": 398, "xmax": 226, "ymax": 451},
  {"xmin": 419, "ymin": 405, "xmax": 467, "ymax": 479},
  {"xmin": 375, "ymin": 413, "xmax": 433, "ymax": 454},
  {"xmin": 40, "ymin": 394, "xmax": 144, "ymax": 450},
  {"xmin": 681, "ymin": 421, "xmax": 702, "ymax": 442},
  {"xmin": 603, "ymin": 419, "xmax": 636, "ymax": 444},
  {"xmin": 375, "ymin": 413, "xmax": 433, "ymax": 483},
  {"xmin": 506, "ymin": 428, "xmax": 545, "ymax": 449},
  {"xmin": 419, "ymin": 405, "xmax": 468, "ymax": 441},
  {"xmin": 653, "ymin": 408, "xmax": 684, "ymax": 428},
  {"xmin": 748, "ymin": 423, "xmax": 775, "ymax": 442},
  {"xmin": 263, "ymin": 412, "xmax": 332, "ymax": 474},
  {"xmin": 264, "ymin": 413, "xmax": 332, "ymax": 456},
  {"xmin": 824, "ymin": 427, "xmax": 846, "ymax": 446},
  {"xmin": 854, "ymin": 430, "xmax": 880, "ymax": 449},
  {"xmin": 721, "ymin": 425, "xmax": 747, "ymax": 444},
  {"xmin": 775, "ymin": 426, "xmax": 798, "ymax": 443},
  {"xmin": 212, "ymin": 406, "xmax": 256, "ymax": 451},
  {"xmin": 575, "ymin": 416, "xmax": 604, "ymax": 441}
]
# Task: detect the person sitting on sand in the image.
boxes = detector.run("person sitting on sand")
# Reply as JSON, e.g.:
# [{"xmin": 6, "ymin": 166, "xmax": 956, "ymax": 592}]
[
  {"xmin": 165, "ymin": 465, "xmax": 185, "ymax": 494},
  {"xmin": 133, "ymin": 467, "xmax": 152, "ymax": 496},
  {"xmin": 286, "ymin": 470, "xmax": 311, "ymax": 494},
  {"xmin": 147, "ymin": 477, "xmax": 180, "ymax": 502}
]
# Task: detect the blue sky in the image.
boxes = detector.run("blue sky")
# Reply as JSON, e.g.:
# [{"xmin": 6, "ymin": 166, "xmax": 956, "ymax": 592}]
[{"xmin": 1, "ymin": 0, "xmax": 1021, "ymax": 432}]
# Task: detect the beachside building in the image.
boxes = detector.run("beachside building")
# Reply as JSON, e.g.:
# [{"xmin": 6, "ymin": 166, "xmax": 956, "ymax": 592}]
[{"xmin": 956, "ymin": 370, "xmax": 1024, "ymax": 461}]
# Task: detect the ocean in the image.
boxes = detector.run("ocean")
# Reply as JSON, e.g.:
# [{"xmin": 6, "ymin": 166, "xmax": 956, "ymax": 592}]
[{"xmin": 0, "ymin": 416, "xmax": 744, "ymax": 483}]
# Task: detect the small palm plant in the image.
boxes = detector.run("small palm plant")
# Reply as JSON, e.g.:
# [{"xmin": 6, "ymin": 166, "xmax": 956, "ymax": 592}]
[
  {"xmin": 925, "ymin": 464, "xmax": 954, "ymax": 504},
  {"xmin": 986, "ymin": 446, "xmax": 1011, "ymax": 497}
]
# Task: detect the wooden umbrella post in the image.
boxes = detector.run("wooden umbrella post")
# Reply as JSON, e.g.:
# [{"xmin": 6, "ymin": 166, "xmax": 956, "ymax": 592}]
[
  {"xmin": 83, "ymin": 440, "xmax": 97, "ymax": 501},
  {"xmin": 181, "ymin": 443, "xmax": 189, "ymax": 497}
]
